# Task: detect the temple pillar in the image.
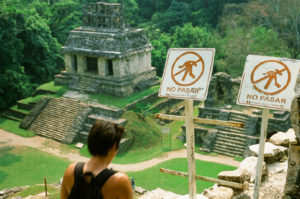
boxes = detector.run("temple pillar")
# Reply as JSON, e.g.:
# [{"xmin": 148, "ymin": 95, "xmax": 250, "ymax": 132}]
[
  {"xmin": 64, "ymin": 54, "xmax": 72, "ymax": 72},
  {"xmin": 77, "ymin": 55, "xmax": 86, "ymax": 74},
  {"xmin": 97, "ymin": 58, "xmax": 106, "ymax": 77}
]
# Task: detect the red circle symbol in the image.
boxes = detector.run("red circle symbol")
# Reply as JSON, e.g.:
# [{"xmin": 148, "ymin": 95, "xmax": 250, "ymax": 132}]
[
  {"xmin": 250, "ymin": 60, "xmax": 291, "ymax": 95},
  {"xmin": 171, "ymin": 51, "xmax": 204, "ymax": 86}
]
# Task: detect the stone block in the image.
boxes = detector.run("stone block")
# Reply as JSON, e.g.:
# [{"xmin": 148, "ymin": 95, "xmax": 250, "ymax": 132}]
[
  {"xmin": 202, "ymin": 186, "xmax": 234, "ymax": 199},
  {"xmin": 249, "ymin": 142, "xmax": 288, "ymax": 164},
  {"xmin": 269, "ymin": 128, "xmax": 297, "ymax": 147}
]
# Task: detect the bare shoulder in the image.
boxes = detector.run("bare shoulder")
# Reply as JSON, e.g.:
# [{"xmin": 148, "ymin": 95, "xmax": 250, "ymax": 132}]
[
  {"xmin": 61, "ymin": 163, "xmax": 77, "ymax": 199},
  {"xmin": 63, "ymin": 163, "xmax": 76, "ymax": 179},
  {"xmin": 110, "ymin": 172, "xmax": 131, "ymax": 183},
  {"xmin": 103, "ymin": 172, "xmax": 132, "ymax": 199}
]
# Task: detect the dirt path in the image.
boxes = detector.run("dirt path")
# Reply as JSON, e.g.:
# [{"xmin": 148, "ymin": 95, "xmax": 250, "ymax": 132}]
[{"xmin": 0, "ymin": 129, "xmax": 240, "ymax": 172}]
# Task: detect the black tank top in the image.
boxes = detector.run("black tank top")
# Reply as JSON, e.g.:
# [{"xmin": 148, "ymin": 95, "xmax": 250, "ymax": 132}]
[{"xmin": 68, "ymin": 162, "xmax": 117, "ymax": 199}]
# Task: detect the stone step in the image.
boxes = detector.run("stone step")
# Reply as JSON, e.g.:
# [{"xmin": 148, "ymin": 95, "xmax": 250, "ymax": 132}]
[
  {"xmin": 221, "ymin": 125, "xmax": 245, "ymax": 131},
  {"xmin": 33, "ymin": 128, "xmax": 66, "ymax": 140},
  {"xmin": 82, "ymin": 123, "xmax": 92, "ymax": 132},
  {"xmin": 214, "ymin": 140, "xmax": 246, "ymax": 150},
  {"xmin": 213, "ymin": 143, "xmax": 245, "ymax": 154},
  {"xmin": 229, "ymin": 112, "xmax": 248, "ymax": 117},
  {"xmin": 33, "ymin": 123, "xmax": 76, "ymax": 135},
  {"xmin": 217, "ymin": 130, "xmax": 249, "ymax": 138},
  {"xmin": 218, "ymin": 126, "xmax": 245, "ymax": 134},
  {"xmin": 90, "ymin": 104, "xmax": 124, "ymax": 118},
  {"xmin": 212, "ymin": 148, "xmax": 244, "ymax": 157},
  {"xmin": 78, "ymin": 131, "xmax": 89, "ymax": 142},
  {"xmin": 31, "ymin": 114, "xmax": 75, "ymax": 123},
  {"xmin": 30, "ymin": 120, "xmax": 73, "ymax": 129},
  {"xmin": 217, "ymin": 130, "xmax": 259, "ymax": 140},
  {"xmin": 88, "ymin": 114, "xmax": 127, "ymax": 126},
  {"xmin": 40, "ymin": 109, "xmax": 81, "ymax": 116},
  {"xmin": 28, "ymin": 97, "xmax": 84, "ymax": 142},
  {"xmin": 47, "ymin": 100, "xmax": 82, "ymax": 107},
  {"xmin": 216, "ymin": 136, "xmax": 246, "ymax": 145},
  {"xmin": 228, "ymin": 117, "xmax": 247, "ymax": 123},
  {"xmin": 80, "ymin": 131, "xmax": 89, "ymax": 137}
]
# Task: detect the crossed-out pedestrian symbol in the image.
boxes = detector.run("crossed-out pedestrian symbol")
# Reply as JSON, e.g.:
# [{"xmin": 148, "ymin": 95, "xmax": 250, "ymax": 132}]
[
  {"xmin": 250, "ymin": 60, "xmax": 291, "ymax": 95},
  {"xmin": 171, "ymin": 51, "xmax": 204, "ymax": 86}
]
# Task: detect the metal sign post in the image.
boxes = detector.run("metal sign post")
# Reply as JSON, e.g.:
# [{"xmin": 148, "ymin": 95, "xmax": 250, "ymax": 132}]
[
  {"xmin": 185, "ymin": 100, "xmax": 196, "ymax": 198},
  {"xmin": 253, "ymin": 108, "xmax": 269, "ymax": 199}
]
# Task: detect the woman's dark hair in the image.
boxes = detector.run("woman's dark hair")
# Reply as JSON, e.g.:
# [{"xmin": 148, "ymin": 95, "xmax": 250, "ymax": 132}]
[{"xmin": 87, "ymin": 120, "xmax": 125, "ymax": 156}]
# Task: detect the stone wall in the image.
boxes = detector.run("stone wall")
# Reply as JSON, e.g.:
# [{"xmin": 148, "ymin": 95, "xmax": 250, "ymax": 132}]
[
  {"xmin": 199, "ymin": 107, "xmax": 292, "ymax": 136},
  {"xmin": 64, "ymin": 106, "xmax": 92, "ymax": 144},
  {"xmin": 20, "ymin": 97, "xmax": 50, "ymax": 130},
  {"xmin": 114, "ymin": 51, "xmax": 151, "ymax": 77},
  {"xmin": 55, "ymin": 68, "xmax": 158, "ymax": 97},
  {"xmin": 205, "ymin": 72, "xmax": 241, "ymax": 107},
  {"xmin": 283, "ymin": 74, "xmax": 300, "ymax": 199}
]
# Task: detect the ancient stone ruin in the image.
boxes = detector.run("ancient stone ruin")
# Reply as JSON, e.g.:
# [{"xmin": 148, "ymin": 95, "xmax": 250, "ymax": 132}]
[{"xmin": 55, "ymin": 2, "xmax": 158, "ymax": 97}]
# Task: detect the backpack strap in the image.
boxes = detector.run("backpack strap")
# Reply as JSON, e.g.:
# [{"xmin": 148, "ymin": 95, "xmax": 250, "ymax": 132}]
[
  {"xmin": 94, "ymin": 169, "xmax": 117, "ymax": 188},
  {"xmin": 90, "ymin": 169, "xmax": 117, "ymax": 198},
  {"xmin": 74, "ymin": 162, "xmax": 85, "ymax": 181}
]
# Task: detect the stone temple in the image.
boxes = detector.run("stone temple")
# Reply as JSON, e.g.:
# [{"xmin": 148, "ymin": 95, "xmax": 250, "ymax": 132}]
[{"xmin": 55, "ymin": 2, "xmax": 158, "ymax": 97}]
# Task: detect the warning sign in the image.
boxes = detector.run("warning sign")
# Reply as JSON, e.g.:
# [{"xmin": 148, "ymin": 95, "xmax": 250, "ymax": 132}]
[
  {"xmin": 237, "ymin": 55, "xmax": 300, "ymax": 110},
  {"xmin": 159, "ymin": 48, "xmax": 215, "ymax": 100}
]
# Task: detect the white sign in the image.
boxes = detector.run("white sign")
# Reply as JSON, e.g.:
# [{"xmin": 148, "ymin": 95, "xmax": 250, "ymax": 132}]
[
  {"xmin": 237, "ymin": 55, "xmax": 300, "ymax": 110},
  {"xmin": 159, "ymin": 48, "xmax": 215, "ymax": 100}
]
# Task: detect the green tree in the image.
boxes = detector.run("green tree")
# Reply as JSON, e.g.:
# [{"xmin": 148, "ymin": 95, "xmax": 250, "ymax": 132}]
[
  {"xmin": 49, "ymin": 0, "xmax": 82, "ymax": 44},
  {"xmin": 171, "ymin": 23, "xmax": 213, "ymax": 48},
  {"xmin": 151, "ymin": 0, "xmax": 190, "ymax": 33},
  {"xmin": 218, "ymin": 0, "xmax": 300, "ymax": 58},
  {"xmin": 215, "ymin": 26, "xmax": 290, "ymax": 76},
  {"xmin": 0, "ymin": 1, "xmax": 63, "ymax": 109}
]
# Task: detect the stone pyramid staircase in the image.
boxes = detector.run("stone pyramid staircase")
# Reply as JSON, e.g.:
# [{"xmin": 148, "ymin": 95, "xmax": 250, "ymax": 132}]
[
  {"xmin": 76, "ymin": 76, "xmax": 98, "ymax": 93},
  {"xmin": 212, "ymin": 111, "xmax": 249, "ymax": 157},
  {"xmin": 29, "ymin": 97, "xmax": 85, "ymax": 143}
]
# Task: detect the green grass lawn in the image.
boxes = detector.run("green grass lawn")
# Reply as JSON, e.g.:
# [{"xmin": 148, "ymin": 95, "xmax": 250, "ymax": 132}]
[
  {"xmin": 127, "ymin": 158, "xmax": 236, "ymax": 195},
  {"xmin": 88, "ymin": 85, "xmax": 160, "ymax": 108},
  {"xmin": 0, "ymin": 146, "xmax": 70, "ymax": 190},
  {"xmin": 0, "ymin": 117, "xmax": 35, "ymax": 137}
]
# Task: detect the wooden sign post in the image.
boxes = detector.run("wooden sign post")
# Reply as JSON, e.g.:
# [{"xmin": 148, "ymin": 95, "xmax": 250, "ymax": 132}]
[
  {"xmin": 159, "ymin": 48, "xmax": 215, "ymax": 198},
  {"xmin": 253, "ymin": 108, "xmax": 269, "ymax": 199},
  {"xmin": 237, "ymin": 55, "xmax": 299, "ymax": 199},
  {"xmin": 185, "ymin": 100, "xmax": 196, "ymax": 197}
]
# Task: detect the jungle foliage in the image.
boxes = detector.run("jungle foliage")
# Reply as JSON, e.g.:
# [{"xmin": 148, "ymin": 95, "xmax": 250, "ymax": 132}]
[{"xmin": 1, "ymin": 0, "xmax": 299, "ymax": 109}]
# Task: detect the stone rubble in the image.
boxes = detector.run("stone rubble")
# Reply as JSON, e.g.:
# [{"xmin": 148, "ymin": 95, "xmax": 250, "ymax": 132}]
[
  {"xmin": 0, "ymin": 186, "xmax": 27, "ymax": 199},
  {"xmin": 249, "ymin": 142, "xmax": 288, "ymax": 164},
  {"xmin": 202, "ymin": 186, "xmax": 234, "ymax": 199},
  {"xmin": 269, "ymin": 128, "xmax": 297, "ymax": 147},
  {"xmin": 218, "ymin": 156, "xmax": 268, "ymax": 183},
  {"xmin": 138, "ymin": 188, "xmax": 208, "ymax": 199}
]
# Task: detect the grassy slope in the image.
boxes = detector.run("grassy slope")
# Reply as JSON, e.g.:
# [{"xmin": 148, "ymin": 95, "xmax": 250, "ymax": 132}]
[
  {"xmin": 0, "ymin": 117, "xmax": 34, "ymax": 137},
  {"xmin": 0, "ymin": 146, "xmax": 70, "ymax": 190},
  {"xmin": 88, "ymin": 85, "xmax": 160, "ymax": 108},
  {"xmin": 79, "ymin": 111, "xmax": 185, "ymax": 164},
  {"xmin": 19, "ymin": 81, "xmax": 67, "ymax": 104},
  {"xmin": 127, "ymin": 158, "xmax": 237, "ymax": 195}
]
